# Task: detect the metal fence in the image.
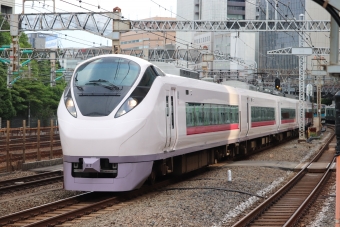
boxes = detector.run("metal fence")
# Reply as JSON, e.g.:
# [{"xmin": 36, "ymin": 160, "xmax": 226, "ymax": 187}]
[{"xmin": 0, "ymin": 117, "xmax": 58, "ymax": 128}]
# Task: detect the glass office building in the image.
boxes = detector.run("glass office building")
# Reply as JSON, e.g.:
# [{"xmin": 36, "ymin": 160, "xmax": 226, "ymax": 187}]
[{"xmin": 258, "ymin": 0, "xmax": 304, "ymax": 70}]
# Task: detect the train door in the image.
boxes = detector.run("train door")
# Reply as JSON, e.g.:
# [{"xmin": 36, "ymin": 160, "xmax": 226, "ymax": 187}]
[
  {"xmin": 238, "ymin": 95, "xmax": 249, "ymax": 139},
  {"xmin": 278, "ymin": 101, "xmax": 281, "ymax": 131},
  {"xmin": 164, "ymin": 87, "xmax": 178, "ymax": 151},
  {"xmin": 246, "ymin": 97, "xmax": 250, "ymax": 137}
]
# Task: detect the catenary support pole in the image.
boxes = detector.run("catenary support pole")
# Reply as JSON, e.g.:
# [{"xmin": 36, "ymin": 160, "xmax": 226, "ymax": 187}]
[
  {"xmin": 298, "ymin": 14, "xmax": 306, "ymax": 142},
  {"xmin": 330, "ymin": 12, "xmax": 339, "ymax": 66}
]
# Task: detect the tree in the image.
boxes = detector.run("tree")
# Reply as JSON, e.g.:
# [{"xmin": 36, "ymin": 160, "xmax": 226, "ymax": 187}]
[
  {"xmin": 0, "ymin": 21, "xmax": 67, "ymax": 122},
  {"xmin": 0, "ymin": 69, "xmax": 15, "ymax": 119}
]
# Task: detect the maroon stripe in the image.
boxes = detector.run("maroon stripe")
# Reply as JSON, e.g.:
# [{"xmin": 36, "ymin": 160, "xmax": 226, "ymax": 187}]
[
  {"xmin": 251, "ymin": 120, "xmax": 276, "ymax": 127},
  {"xmin": 281, "ymin": 119, "xmax": 295, "ymax": 124},
  {"xmin": 187, "ymin": 124, "xmax": 239, "ymax": 135}
]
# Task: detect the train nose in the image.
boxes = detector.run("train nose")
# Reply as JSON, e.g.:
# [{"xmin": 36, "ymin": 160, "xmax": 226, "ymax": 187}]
[{"xmin": 82, "ymin": 158, "xmax": 100, "ymax": 172}]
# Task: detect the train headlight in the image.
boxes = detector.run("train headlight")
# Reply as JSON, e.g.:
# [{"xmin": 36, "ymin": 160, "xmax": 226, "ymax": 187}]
[
  {"xmin": 115, "ymin": 97, "xmax": 139, "ymax": 118},
  {"xmin": 64, "ymin": 88, "xmax": 77, "ymax": 118},
  {"xmin": 128, "ymin": 98, "xmax": 138, "ymax": 108}
]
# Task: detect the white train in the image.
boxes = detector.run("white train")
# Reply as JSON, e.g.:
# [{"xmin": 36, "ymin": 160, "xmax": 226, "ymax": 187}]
[{"xmin": 58, "ymin": 54, "xmax": 308, "ymax": 192}]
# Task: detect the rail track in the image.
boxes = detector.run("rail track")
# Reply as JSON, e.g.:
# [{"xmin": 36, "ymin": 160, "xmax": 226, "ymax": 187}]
[
  {"xmin": 0, "ymin": 171, "xmax": 63, "ymax": 194},
  {"xmin": 0, "ymin": 127, "xmax": 334, "ymax": 226},
  {"xmin": 232, "ymin": 128, "xmax": 335, "ymax": 227},
  {"xmin": 0, "ymin": 168, "xmax": 206, "ymax": 227}
]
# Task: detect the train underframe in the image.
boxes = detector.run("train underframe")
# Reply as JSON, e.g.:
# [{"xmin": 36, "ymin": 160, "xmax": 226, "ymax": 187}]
[{"xmin": 149, "ymin": 129, "xmax": 299, "ymax": 183}]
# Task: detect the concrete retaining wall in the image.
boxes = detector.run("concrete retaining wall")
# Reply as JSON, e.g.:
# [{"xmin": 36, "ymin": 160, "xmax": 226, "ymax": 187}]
[{"xmin": 21, "ymin": 158, "xmax": 63, "ymax": 171}]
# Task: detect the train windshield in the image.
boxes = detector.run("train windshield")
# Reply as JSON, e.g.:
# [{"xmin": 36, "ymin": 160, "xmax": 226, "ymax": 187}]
[{"xmin": 75, "ymin": 57, "xmax": 141, "ymax": 87}]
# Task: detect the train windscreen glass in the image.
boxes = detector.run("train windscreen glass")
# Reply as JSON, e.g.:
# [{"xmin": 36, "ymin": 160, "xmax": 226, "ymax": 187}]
[
  {"xmin": 75, "ymin": 57, "xmax": 141, "ymax": 87},
  {"xmin": 72, "ymin": 57, "xmax": 142, "ymax": 117}
]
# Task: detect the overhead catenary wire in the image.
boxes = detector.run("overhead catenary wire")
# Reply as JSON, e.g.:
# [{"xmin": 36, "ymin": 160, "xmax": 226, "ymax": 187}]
[
  {"xmin": 150, "ymin": 0, "xmax": 295, "ymax": 69},
  {"xmin": 267, "ymin": 0, "xmax": 328, "ymax": 66},
  {"xmin": 20, "ymin": 0, "xmax": 218, "ymax": 70},
  {"xmin": 8, "ymin": 0, "xmax": 331, "ymax": 71},
  {"xmin": 148, "ymin": 1, "xmax": 261, "ymax": 70},
  {"xmin": 149, "ymin": 0, "xmax": 267, "ymax": 69},
  {"xmin": 2, "ymin": 0, "xmax": 209, "ymax": 72},
  {"xmin": 0, "ymin": 0, "xmax": 106, "ymax": 48},
  {"xmin": 296, "ymin": 0, "xmax": 330, "ymax": 65},
  {"xmin": 267, "ymin": 0, "xmax": 315, "ymax": 49},
  {"xmin": 70, "ymin": 0, "xmax": 203, "ymax": 50},
  {"xmin": 59, "ymin": 0, "xmax": 198, "ymax": 50}
]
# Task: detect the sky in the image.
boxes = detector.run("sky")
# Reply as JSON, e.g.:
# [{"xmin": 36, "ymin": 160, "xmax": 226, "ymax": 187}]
[{"xmin": 14, "ymin": 0, "xmax": 177, "ymax": 48}]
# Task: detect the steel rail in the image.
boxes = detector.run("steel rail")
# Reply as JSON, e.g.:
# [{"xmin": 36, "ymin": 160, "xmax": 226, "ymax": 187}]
[
  {"xmin": 232, "ymin": 129, "xmax": 335, "ymax": 227},
  {"xmin": 284, "ymin": 158, "xmax": 334, "ymax": 227},
  {"xmin": 0, "ymin": 192, "xmax": 94, "ymax": 226},
  {"xmin": 0, "ymin": 166, "xmax": 207, "ymax": 226},
  {"xmin": 0, "ymin": 171, "xmax": 63, "ymax": 194}
]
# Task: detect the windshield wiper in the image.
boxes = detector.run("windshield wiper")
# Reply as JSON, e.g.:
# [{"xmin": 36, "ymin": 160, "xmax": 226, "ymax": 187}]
[
  {"xmin": 76, "ymin": 85, "xmax": 83, "ymax": 91},
  {"xmin": 85, "ymin": 82, "xmax": 114, "ymax": 90},
  {"xmin": 86, "ymin": 79, "xmax": 122, "ymax": 90}
]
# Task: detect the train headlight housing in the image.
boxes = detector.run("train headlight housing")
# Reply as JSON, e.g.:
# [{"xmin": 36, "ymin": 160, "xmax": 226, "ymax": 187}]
[
  {"xmin": 64, "ymin": 88, "xmax": 77, "ymax": 118},
  {"xmin": 115, "ymin": 97, "xmax": 139, "ymax": 118}
]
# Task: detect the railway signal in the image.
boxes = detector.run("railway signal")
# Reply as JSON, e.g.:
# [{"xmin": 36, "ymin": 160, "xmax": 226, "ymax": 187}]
[{"xmin": 275, "ymin": 78, "xmax": 281, "ymax": 90}]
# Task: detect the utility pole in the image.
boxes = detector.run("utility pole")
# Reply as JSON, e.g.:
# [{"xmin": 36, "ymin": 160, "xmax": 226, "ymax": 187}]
[
  {"xmin": 112, "ymin": 7, "xmax": 122, "ymax": 54},
  {"xmin": 298, "ymin": 14, "xmax": 307, "ymax": 142},
  {"xmin": 311, "ymin": 53, "xmax": 326, "ymax": 131},
  {"xmin": 186, "ymin": 44, "xmax": 188, "ymax": 69},
  {"xmin": 22, "ymin": 0, "xmax": 55, "ymax": 14},
  {"xmin": 28, "ymin": 61, "xmax": 31, "ymax": 78},
  {"xmin": 50, "ymin": 52, "xmax": 56, "ymax": 87},
  {"xmin": 8, "ymin": 15, "xmax": 19, "ymax": 88}
]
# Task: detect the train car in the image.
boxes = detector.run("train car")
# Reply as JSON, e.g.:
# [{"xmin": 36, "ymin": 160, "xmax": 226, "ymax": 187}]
[
  {"xmin": 313, "ymin": 103, "xmax": 326, "ymax": 119},
  {"xmin": 58, "ymin": 54, "xmax": 304, "ymax": 192},
  {"xmin": 325, "ymin": 105, "xmax": 335, "ymax": 124}
]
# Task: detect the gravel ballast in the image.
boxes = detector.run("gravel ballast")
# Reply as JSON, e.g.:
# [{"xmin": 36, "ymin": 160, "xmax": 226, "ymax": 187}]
[
  {"xmin": 71, "ymin": 130, "xmax": 335, "ymax": 227},
  {"xmin": 0, "ymin": 129, "xmax": 335, "ymax": 226}
]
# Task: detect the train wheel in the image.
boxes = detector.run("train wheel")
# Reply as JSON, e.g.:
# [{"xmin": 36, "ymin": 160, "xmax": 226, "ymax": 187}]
[{"xmin": 147, "ymin": 169, "xmax": 156, "ymax": 185}]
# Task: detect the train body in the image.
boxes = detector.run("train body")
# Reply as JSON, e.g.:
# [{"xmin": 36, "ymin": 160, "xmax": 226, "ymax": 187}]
[
  {"xmin": 313, "ymin": 104, "xmax": 326, "ymax": 121},
  {"xmin": 325, "ymin": 105, "xmax": 335, "ymax": 124},
  {"xmin": 58, "ymin": 55, "xmax": 308, "ymax": 192}
]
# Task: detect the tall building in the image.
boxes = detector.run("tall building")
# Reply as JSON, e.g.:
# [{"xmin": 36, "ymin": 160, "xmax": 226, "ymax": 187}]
[
  {"xmin": 0, "ymin": 0, "xmax": 14, "ymax": 14},
  {"xmin": 120, "ymin": 17, "xmax": 176, "ymax": 50},
  {"xmin": 257, "ymin": 0, "xmax": 331, "ymax": 72},
  {"xmin": 176, "ymin": 0, "xmax": 247, "ymax": 49},
  {"xmin": 176, "ymin": 0, "xmax": 197, "ymax": 49},
  {"xmin": 27, "ymin": 33, "xmax": 59, "ymax": 49},
  {"xmin": 176, "ymin": 0, "xmax": 256, "ymax": 75}
]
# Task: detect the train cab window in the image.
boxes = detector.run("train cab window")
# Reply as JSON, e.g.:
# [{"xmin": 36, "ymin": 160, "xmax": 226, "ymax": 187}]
[
  {"xmin": 138, "ymin": 66, "xmax": 158, "ymax": 87},
  {"xmin": 152, "ymin": 66, "xmax": 166, "ymax": 76},
  {"xmin": 74, "ymin": 57, "xmax": 141, "ymax": 87}
]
